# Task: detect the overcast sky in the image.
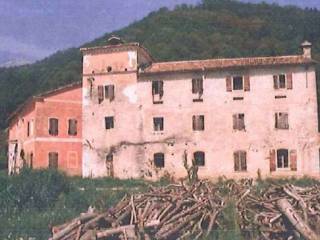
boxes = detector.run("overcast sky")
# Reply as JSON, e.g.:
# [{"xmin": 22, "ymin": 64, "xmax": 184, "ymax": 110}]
[{"xmin": 0, "ymin": 0, "xmax": 318, "ymax": 64}]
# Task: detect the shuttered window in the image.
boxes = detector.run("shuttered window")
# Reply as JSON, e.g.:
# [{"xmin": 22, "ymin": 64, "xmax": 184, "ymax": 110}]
[
  {"xmin": 233, "ymin": 114, "xmax": 245, "ymax": 130},
  {"xmin": 152, "ymin": 80, "xmax": 164, "ymax": 97},
  {"xmin": 192, "ymin": 115, "xmax": 205, "ymax": 131},
  {"xmin": 194, "ymin": 151, "xmax": 205, "ymax": 166},
  {"xmin": 98, "ymin": 85, "xmax": 104, "ymax": 104},
  {"xmin": 275, "ymin": 112, "xmax": 289, "ymax": 129},
  {"xmin": 48, "ymin": 152, "xmax": 58, "ymax": 169},
  {"xmin": 192, "ymin": 78, "xmax": 203, "ymax": 95},
  {"xmin": 153, "ymin": 117, "xmax": 164, "ymax": 131},
  {"xmin": 154, "ymin": 153, "xmax": 165, "ymax": 168},
  {"xmin": 49, "ymin": 118, "xmax": 59, "ymax": 136},
  {"xmin": 105, "ymin": 85, "xmax": 115, "ymax": 101},
  {"xmin": 234, "ymin": 151, "xmax": 247, "ymax": 172},
  {"xmin": 273, "ymin": 73, "xmax": 293, "ymax": 89},
  {"xmin": 68, "ymin": 119, "xmax": 77, "ymax": 136}
]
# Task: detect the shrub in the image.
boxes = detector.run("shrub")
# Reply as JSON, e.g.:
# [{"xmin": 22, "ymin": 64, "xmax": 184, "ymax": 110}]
[{"xmin": 0, "ymin": 168, "xmax": 70, "ymax": 212}]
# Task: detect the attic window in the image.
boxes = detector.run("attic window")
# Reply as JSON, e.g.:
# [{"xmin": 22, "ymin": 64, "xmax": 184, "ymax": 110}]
[
  {"xmin": 233, "ymin": 76, "xmax": 243, "ymax": 90},
  {"xmin": 107, "ymin": 66, "xmax": 112, "ymax": 72}
]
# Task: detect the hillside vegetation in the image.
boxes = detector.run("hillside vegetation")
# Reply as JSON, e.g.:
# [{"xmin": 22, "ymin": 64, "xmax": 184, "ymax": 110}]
[{"xmin": 0, "ymin": 0, "xmax": 320, "ymax": 129}]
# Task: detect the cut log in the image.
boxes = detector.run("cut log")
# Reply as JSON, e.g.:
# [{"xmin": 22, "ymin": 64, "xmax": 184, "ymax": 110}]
[{"xmin": 277, "ymin": 198, "xmax": 318, "ymax": 240}]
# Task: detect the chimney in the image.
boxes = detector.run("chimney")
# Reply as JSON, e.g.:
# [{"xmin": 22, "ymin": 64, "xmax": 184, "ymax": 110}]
[{"xmin": 301, "ymin": 41, "xmax": 312, "ymax": 58}]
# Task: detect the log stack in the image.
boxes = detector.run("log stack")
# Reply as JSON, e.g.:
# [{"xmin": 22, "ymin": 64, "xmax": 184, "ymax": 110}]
[{"xmin": 50, "ymin": 180, "xmax": 320, "ymax": 240}]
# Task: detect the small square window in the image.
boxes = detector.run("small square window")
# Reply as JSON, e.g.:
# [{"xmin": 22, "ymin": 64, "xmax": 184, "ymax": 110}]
[
  {"xmin": 233, "ymin": 76, "xmax": 243, "ymax": 90},
  {"xmin": 105, "ymin": 117, "xmax": 114, "ymax": 129},
  {"xmin": 194, "ymin": 151, "xmax": 205, "ymax": 166}
]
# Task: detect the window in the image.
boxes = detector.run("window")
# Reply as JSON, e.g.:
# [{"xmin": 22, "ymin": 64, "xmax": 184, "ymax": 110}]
[
  {"xmin": 152, "ymin": 80, "xmax": 164, "ymax": 103},
  {"xmin": 233, "ymin": 76, "xmax": 243, "ymax": 90},
  {"xmin": 106, "ymin": 154, "xmax": 114, "ymax": 177},
  {"xmin": 154, "ymin": 153, "xmax": 164, "ymax": 168},
  {"xmin": 275, "ymin": 112, "xmax": 289, "ymax": 129},
  {"xmin": 48, "ymin": 152, "xmax": 58, "ymax": 169},
  {"xmin": 98, "ymin": 85, "xmax": 104, "ymax": 104},
  {"xmin": 273, "ymin": 74, "xmax": 286, "ymax": 89},
  {"xmin": 105, "ymin": 116, "xmax": 114, "ymax": 129},
  {"xmin": 192, "ymin": 115, "xmax": 204, "ymax": 131},
  {"xmin": 233, "ymin": 114, "xmax": 245, "ymax": 130},
  {"xmin": 68, "ymin": 119, "xmax": 78, "ymax": 136},
  {"xmin": 153, "ymin": 117, "xmax": 164, "ymax": 131},
  {"xmin": 49, "ymin": 118, "xmax": 59, "ymax": 136},
  {"xmin": 192, "ymin": 78, "xmax": 203, "ymax": 96},
  {"xmin": 234, "ymin": 151, "xmax": 247, "ymax": 172},
  {"xmin": 105, "ymin": 85, "xmax": 115, "ymax": 102},
  {"xmin": 194, "ymin": 151, "xmax": 205, "ymax": 166},
  {"xmin": 277, "ymin": 149, "xmax": 289, "ymax": 168},
  {"xmin": 27, "ymin": 121, "xmax": 30, "ymax": 137}
]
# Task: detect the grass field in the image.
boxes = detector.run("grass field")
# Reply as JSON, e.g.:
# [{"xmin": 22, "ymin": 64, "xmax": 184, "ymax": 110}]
[{"xmin": 0, "ymin": 169, "xmax": 318, "ymax": 240}]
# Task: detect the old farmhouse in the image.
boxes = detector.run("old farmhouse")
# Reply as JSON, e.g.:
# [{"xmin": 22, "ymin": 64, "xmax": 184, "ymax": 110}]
[{"xmin": 8, "ymin": 38, "xmax": 320, "ymax": 180}]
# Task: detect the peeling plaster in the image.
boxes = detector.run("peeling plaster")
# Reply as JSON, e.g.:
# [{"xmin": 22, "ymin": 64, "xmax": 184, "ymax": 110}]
[{"xmin": 123, "ymin": 84, "xmax": 138, "ymax": 103}]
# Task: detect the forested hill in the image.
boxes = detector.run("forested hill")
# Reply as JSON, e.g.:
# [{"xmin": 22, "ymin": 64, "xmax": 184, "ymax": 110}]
[{"xmin": 0, "ymin": 0, "xmax": 320, "ymax": 128}]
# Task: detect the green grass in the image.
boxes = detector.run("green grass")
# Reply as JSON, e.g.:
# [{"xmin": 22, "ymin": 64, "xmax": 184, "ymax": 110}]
[{"xmin": 0, "ymin": 169, "xmax": 151, "ymax": 239}]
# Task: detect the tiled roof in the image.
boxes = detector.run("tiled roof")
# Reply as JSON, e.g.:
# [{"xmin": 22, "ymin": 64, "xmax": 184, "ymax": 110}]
[
  {"xmin": 142, "ymin": 55, "xmax": 316, "ymax": 74},
  {"xmin": 7, "ymin": 82, "xmax": 82, "ymax": 123}
]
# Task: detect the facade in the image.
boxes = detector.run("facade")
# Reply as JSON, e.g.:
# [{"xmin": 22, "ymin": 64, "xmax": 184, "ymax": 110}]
[
  {"xmin": 8, "ymin": 83, "xmax": 82, "ymax": 176},
  {"xmin": 81, "ymin": 38, "xmax": 320, "ymax": 180},
  {"xmin": 7, "ymin": 38, "xmax": 320, "ymax": 180}
]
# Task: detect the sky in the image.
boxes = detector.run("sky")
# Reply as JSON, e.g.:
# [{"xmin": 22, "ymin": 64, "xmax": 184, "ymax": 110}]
[{"xmin": 0, "ymin": 0, "xmax": 319, "ymax": 66}]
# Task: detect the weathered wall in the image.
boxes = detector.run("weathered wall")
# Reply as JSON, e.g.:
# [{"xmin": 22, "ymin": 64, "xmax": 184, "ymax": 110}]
[
  {"xmin": 82, "ymin": 49, "xmax": 144, "ymax": 178},
  {"xmin": 138, "ymin": 65, "xmax": 319, "ymax": 180}
]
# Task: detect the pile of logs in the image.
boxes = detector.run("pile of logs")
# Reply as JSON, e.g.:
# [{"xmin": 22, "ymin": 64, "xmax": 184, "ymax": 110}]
[
  {"xmin": 234, "ymin": 181, "xmax": 320, "ymax": 240},
  {"xmin": 49, "ymin": 181, "xmax": 225, "ymax": 240},
  {"xmin": 49, "ymin": 179, "xmax": 320, "ymax": 240}
]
